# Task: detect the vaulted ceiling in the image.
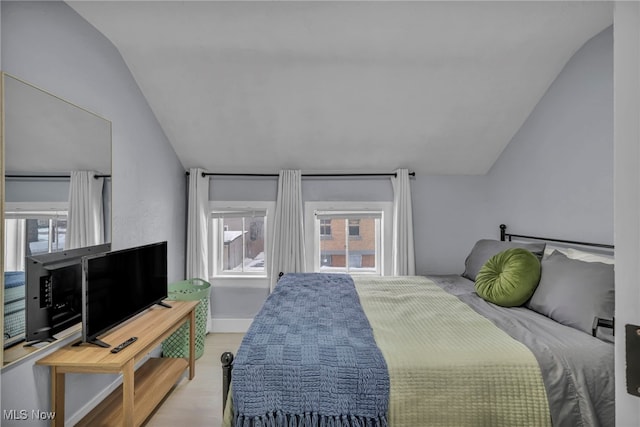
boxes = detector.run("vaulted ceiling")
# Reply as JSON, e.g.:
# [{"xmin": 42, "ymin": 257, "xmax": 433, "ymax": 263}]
[{"xmin": 67, "ymin": 1, "xmax": 613, "ymax": 175}]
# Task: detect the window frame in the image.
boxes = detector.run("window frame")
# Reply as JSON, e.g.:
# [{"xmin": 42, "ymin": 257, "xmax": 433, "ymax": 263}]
[
  {"xmin": 209, "ymin": 201, "xmax": 274, "ymax": 279},
  {"xmin": 304, "ymin": 201, "xmax": 393, "ymax": 276}
]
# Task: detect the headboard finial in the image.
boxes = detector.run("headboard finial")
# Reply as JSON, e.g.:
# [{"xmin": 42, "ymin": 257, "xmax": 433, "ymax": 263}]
[{"xmin": 500, "ymin": 224, "xmax": 507, "ymax": 241}]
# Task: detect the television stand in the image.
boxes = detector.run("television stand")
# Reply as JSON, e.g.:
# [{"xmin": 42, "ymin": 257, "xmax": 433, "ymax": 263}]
[
  {"xmin": 157, "ymin": 301, "xmax": 172, "ymax": 308},
  {"xmin": 71, "ymin": 337, "xmax": 110, "ymax": 348},
  {"xmin": 36, "ymin": 300, "xmax": 198, "ymax": 427},
  {"xmin": 23, "ymin": 336, "xmax": 56, "ymax": 347}
]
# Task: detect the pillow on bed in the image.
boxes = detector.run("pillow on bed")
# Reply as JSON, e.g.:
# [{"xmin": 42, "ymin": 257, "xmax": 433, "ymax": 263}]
[
  {"xmin": 462, "ymin": 239, "xmax": 546, "ymax": 281},
  {"xmin": 527, "ymin": 250, "xmax": 614, "ymax": 341},
  {"xmin": 543, "ymin": 246, "xmax": 613, "ymax": 263},
  {"xmin": 474, "ymin": 248, "xmax": 541, "ymax": 307},
  {"xmin": 543, "ymin": 245, "xmax": 570, "ymax": 259},
  {"xmin": 565, "ymin": 248, "xmax": 614, "ymax": 265}
]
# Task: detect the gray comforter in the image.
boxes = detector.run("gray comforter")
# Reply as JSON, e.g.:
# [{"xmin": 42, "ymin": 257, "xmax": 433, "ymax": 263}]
[{"xmin": 430, "ymin": 275, "xmax": 614, "ymax": 427}]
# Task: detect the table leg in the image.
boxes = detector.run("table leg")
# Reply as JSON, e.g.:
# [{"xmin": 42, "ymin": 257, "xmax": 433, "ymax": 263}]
[
  {"xmin": 51, "ymin": 367, "xmax": 65, "ymax": 427},
  {"xmin": 122, "ymin": 359, "xmax": 135, "ymax": 427}
]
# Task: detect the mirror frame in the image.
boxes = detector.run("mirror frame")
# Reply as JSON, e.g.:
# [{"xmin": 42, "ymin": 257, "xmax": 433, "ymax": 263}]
[
  {"xmin": 1, "ymin": 71, "xmax": 5, "ymax": 367},
  {"xmin": 0, "ymin": 72, "xmax": 112, "ymax": 368}
]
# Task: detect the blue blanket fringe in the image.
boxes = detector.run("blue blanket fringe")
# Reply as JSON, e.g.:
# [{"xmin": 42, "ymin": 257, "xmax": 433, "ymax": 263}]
[{"xmin": 235, "ymin": 412, "xmax": 389, "ymax": 427}]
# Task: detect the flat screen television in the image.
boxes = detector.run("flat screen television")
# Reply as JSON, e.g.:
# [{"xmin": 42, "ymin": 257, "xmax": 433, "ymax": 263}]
[
  {"xmin": 81, "ymin": 241, "xmax": 168, "ymax": 347},
  {"xmin": 25, "ymin": 243, "xmax": 111, "ymax": 345}
]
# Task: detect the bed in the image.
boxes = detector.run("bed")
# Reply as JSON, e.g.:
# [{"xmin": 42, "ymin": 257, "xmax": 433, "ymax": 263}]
[
  {"xmin": 221, "ymin": 225, "xmax": 615, "ymax": 427},
  {"xmin": 4, "ymin": 271, "xmax": 26, "ymax": 346}
]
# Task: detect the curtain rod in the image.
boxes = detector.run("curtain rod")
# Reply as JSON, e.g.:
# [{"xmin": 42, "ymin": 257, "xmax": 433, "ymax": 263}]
[
  {"xmin": 5, "ymin": 174, "xmax": 111, "ymax": 179},
  {"xmin": 186, "ymin": 171, "xmax": 415, "ymax": 178}
]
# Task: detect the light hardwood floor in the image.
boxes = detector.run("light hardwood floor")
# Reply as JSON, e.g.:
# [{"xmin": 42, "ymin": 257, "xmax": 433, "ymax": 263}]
[{"xmin": 143, "ymin": 333, "xmax": 244, "ymax": 427}]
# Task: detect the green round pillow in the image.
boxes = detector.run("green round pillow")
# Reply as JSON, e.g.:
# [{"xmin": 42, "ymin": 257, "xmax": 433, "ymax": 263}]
[{"xmin": 475, "ymin": 248, "xmax": 541, "ymax": 307}]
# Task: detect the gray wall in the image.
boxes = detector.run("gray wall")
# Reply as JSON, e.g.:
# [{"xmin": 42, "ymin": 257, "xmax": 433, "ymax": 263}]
[
  {"xmin": 411, "ymin": 25, "xmax": 613, "ymax": 276},
  {"xmin": 1, "ymin": 1, "xmax": 186, "ymax": 424},
  {"xmin": 486, "ymin": 26, "xmax": 613, "ymax": 245},
  {"xmin": 210, "ymin": 176, "xmax": 394, "ymax": 202},
  {"xmin": 412, "ymin": 174, "xmax": 493, "ymax": 275},
  {"xmin": 5, "ymin": 179, "xmax": 69, "ymax": 202}
]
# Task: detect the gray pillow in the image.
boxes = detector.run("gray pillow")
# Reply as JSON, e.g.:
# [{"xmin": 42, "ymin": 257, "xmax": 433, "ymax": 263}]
[
  {"xmin": 462, "ymin": 239, "xmax": 546, "ymax": 281},
  {"xmin": 527, "ymin": 250, "xmax": 614, "ymax": 342}
]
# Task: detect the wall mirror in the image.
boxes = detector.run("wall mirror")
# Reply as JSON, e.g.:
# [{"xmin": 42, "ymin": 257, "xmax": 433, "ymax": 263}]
[{"xmin": 1, "ymin": 73, "xmax": 112, "ymax": 367}]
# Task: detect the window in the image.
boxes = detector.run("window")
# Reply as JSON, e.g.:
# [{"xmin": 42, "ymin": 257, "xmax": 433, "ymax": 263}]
[
  {"xmin": 320, "ymin": 219, "xmax": 332, "ymax": 238},
  {"xmin": 210, "ymin": 204, "xmax": 271, "ymax": 277},
  {"xmin": 305, "ymin": 202, "xmax": 392, "ymax": 276},
  {"xmin": 4, "ymin": 203, "xmax": 68, "ymax": 271},
  {"xmin": 316, "ymin": 214, "xmax": 379, "ymax": 274},
  {"xmin": 348, "ymin": 219, "xmax": 360, "ymax": 238}
]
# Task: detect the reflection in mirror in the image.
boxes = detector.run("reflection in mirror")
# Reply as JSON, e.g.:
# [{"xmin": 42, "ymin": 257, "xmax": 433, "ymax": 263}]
[{"xmin": 2, "ymin": 73, "xmax": 112, "ymax": 366}]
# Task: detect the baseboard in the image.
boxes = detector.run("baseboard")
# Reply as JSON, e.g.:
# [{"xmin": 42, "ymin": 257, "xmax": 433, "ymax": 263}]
[{"xmin": 211, "ymin": 318, "xmax": 253, "ymax": 333}]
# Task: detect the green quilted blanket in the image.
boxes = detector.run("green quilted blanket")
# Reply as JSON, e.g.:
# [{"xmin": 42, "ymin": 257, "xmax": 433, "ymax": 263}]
[{"xmin": 353, "ymin": 275, "xmax": 551, "ymax": 427}]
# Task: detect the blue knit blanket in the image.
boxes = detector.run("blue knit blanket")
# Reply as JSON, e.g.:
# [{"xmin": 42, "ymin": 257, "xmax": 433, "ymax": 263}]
[{"xmin": 232, "ymin": 273, "xmax": 389, "ymax": 427}]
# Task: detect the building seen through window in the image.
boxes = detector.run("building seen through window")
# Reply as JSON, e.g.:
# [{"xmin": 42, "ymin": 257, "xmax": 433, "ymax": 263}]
[
  {"xmin": 211, "ymin": 208, "xmax": 268, "ymax": 276},
  {"xmin": 221, "ymin": 216, "xmax": 265, "ymax": 273},
  {"xmin": 318, "ymin": 216, "xmax": 378, "ymax": 274}
]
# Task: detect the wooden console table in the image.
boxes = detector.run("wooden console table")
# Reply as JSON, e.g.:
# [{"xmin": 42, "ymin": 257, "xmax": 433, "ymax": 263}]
[{"xmin": 36, "ymin": 300, "xmax": 198, "ymax": 427}]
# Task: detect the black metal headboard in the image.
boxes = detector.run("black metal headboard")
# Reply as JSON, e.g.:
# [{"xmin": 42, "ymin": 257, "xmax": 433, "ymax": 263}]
[{"xmin": 499, "ymin": 224, "xmax": 614, "ymax": 250}]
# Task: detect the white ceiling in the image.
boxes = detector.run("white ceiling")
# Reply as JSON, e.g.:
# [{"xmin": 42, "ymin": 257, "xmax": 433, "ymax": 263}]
[{"xmin": 67, "ymin": 1, "xmax": 613, "ymax": 175}]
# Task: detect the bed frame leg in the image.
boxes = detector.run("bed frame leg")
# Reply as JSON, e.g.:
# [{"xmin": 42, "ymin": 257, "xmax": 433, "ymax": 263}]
[{"xmin": 221, "ymin": 352, "xmax": 234, "ymax": 413}]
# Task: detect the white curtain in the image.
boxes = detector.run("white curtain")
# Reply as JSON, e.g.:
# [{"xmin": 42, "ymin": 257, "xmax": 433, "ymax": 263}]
[
  {"xmin": 186, "ymin": 167, "xmax": 212, "ymax": 332},
  {"xmin": 66, "ymin": 171, "xmax": 105, "ymax": 249},
  {"xmin": 269, "ymin": 170, "xmax": 306, "ymax": 291},
  {"xmin": 391, "ymin": 168, "xmax": 416, "ymax": 275},
  {"xmin": 4, "ymin": 219, "xmax": 26, "ymax": 271}
]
